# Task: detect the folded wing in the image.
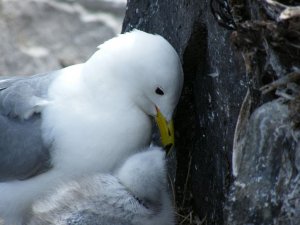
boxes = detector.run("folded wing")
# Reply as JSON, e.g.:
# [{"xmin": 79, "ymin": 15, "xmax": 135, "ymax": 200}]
[{"xmin": 0, "ymin": 71, "xmax": 59, "ymax": 181}]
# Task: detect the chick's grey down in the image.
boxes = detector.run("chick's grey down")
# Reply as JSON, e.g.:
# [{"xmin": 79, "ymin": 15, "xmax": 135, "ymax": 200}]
[
  {"xmin": 0, "ymin": 29, "xmax": 183, "ymax": 225},
  {"xmin": 29, "ymin": 147, "xmax": 175, "ymax": 225}
]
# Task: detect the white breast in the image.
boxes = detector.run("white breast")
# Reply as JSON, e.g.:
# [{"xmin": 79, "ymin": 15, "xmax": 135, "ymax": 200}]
[{"xmin": 41, "ymin": 65, "xmax": 152, "ymax": 175}]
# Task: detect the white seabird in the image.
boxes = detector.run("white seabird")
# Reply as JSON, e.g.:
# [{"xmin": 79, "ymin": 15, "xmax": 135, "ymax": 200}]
[
  {"xmin": 29, "ymin": 147, "xmax": 174, "ymax": 225},
  {"xmin": 0, "ymin": 30, "xmax": 183, "ymax": 225}
]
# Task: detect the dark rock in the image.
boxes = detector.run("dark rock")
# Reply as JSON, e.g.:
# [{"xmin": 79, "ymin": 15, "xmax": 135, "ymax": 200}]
[
  {"xmin": 122, "ymin": 1, "xmax": 247, "ymax": 224},
  {"xmin": 226, "ymin": 98, "xmax": 300, "ymax": 224},
  {"xmin": 225, "ymin": 0, "xmax": 300, "ymax": 224},
  {"xmin": 123, "ymin": 0, "xmax": 300, "ymax": 224}
]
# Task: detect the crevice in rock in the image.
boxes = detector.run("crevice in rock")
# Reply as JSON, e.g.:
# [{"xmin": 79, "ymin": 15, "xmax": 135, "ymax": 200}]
[{"xmin": 175, "ymin": 20, "xmax": 207, "ymax": 223}]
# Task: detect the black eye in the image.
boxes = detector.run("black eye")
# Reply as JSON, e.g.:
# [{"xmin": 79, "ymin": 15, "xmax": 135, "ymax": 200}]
[{"xmin": 155, "ymin": 87, "xmax": 164, "ymax": 95}]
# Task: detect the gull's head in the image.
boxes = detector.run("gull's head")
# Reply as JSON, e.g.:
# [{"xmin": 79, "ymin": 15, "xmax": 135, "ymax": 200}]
[{"xmin": 84, "ymin": 30, "xmax": 184, "ymax": 149}]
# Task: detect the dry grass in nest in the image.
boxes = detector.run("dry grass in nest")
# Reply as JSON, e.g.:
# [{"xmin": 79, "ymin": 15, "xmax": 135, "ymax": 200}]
[{"xmin": 169, "ymin": 153, "xmax": 207, "ymax": 225}]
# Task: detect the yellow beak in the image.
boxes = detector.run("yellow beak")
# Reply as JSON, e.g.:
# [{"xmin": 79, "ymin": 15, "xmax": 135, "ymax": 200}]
[{"xmin": 155, "ymin": 107, "xmax": 174, "ymax": 152}]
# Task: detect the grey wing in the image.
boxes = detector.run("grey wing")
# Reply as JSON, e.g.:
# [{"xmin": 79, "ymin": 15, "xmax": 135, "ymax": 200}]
[{"xmin": 0, "ymin": 71, "xmax": 59, "ymax": 181}]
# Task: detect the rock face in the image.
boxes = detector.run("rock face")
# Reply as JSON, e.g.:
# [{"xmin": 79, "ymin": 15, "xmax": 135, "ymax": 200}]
[
  {"xmin": 227, "ymin": 99, "xmax": 300, "ymax": 224},
  {"xmin": 123, "ymin": 0, "xmax": 300, "ymax": 224},
  {"xmin": 123, "ymin": 1, "xmax": 247, "ymax": 224},
  {"xmin": 0, "ymin": 0, "xmax": 125, "ymax": 76},
  {"xmin": 225, "ymin": 0, "xmax": 300, "ymax": 224}
]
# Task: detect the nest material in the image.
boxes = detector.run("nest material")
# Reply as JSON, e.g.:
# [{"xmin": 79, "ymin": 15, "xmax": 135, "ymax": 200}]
[{"xmin": 232, "ymin": 2, "xmax": 300, "ymax": 56}]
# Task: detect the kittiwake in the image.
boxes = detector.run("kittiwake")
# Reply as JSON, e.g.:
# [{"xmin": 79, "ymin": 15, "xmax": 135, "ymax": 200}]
[{"xmin": 0, "ymin": 29, "xmax": 183, "ymax": 225}]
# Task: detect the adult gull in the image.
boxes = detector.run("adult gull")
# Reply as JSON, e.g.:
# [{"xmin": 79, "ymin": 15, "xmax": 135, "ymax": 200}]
[{"xmin": 0, "ymin": 30, "xmax": 183, "ymax": 225}]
